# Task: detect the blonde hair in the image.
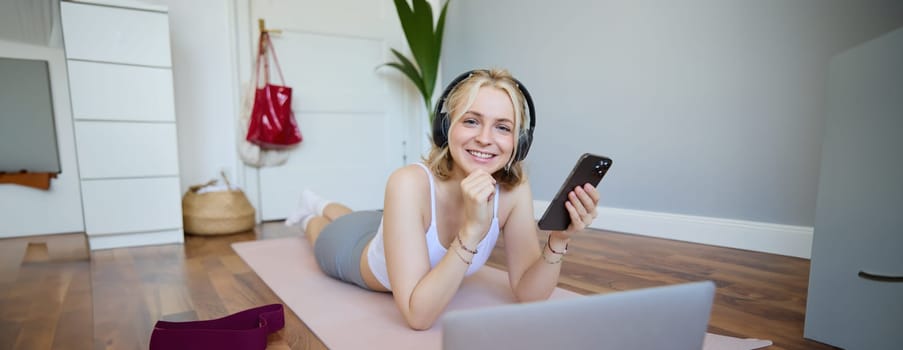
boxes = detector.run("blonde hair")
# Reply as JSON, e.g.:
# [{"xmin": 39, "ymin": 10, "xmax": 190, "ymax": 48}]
[{"xmin": 423, "ymin": 69, "xmax": 531, "ymax": 188}]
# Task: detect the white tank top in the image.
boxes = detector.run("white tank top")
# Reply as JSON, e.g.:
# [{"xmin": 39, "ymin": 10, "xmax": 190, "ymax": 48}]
[{"xmin": 367, "ymin": 163, "xmax": 501, "ymax": 291}]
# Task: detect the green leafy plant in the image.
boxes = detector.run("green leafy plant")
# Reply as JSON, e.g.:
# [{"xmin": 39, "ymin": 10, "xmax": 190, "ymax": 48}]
[{"xmin": 383, "ymin": 0, "xmax": 450, "ymax": 121}]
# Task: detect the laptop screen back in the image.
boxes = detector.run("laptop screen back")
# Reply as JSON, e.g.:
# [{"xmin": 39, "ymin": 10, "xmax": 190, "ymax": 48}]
[{"xmin": 442, "ymin": 281, "xmax": 716, "ymax": 350}]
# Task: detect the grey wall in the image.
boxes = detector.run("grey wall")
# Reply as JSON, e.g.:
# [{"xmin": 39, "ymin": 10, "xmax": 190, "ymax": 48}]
[{"xmin": 442, "ymin": 0, "xmax": 903, "ymax": 226}]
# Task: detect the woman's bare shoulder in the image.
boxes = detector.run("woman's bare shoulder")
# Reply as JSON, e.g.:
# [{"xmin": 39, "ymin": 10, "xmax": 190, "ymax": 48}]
[
  {"xmin": 384, "ymin": 164, "xmax": 432, "ymax": 230},
  {"xmin": 385, "ymin": 164, "xmax": 431, "ymax": 205},
  {"xmin": 387, "ymin": 164, "xmax": 429, "ymax": 187}
]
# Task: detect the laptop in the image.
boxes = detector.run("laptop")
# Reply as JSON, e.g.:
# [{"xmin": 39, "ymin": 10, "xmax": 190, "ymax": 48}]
[{"xmin": 442, "ymin": 281, "xmax": 716, "ymax": 350}]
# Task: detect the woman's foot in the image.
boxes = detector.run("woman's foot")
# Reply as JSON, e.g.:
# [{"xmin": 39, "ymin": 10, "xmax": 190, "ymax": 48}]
[{"xmin": 285, "ymin": 189, "xmax": 331, "ymax": 229}]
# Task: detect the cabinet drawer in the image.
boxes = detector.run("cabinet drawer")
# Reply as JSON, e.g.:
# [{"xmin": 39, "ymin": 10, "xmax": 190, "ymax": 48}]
[
  {"xmin": 75, "ymin": 121, "xmax": 179, "ymax": 179},
  {"xmin": 81, "ymin": 177, "xmax": 182, "ymax": 235},
  {"xmin": 68, "ymin": 61, "xmax": 175, "ymax": 122},
  {"xmin": 61, "ymin": 2, "xmax": 171, "ymax": 67}
]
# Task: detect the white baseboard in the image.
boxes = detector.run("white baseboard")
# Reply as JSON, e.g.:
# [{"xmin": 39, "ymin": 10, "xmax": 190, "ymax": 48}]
[
  {"xmin": 87, "ymin": 228, "xmax": 184, "ymax": 250},
  {"xmin": 534, "ymin": 200, "xmax": 813, "ymax": 259}
]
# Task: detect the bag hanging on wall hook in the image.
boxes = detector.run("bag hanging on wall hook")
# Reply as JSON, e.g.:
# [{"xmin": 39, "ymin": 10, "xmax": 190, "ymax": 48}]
[{"xmin": 245, "ymin": 29, "xmax": 302, "ymax": 149}]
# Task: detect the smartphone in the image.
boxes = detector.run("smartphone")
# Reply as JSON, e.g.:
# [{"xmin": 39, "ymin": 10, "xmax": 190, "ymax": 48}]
[{"xmin": 537, "ymin": 153, "xmax": 612, "ymax": 231}]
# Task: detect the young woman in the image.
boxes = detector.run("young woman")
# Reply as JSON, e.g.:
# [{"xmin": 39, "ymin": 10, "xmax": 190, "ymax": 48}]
[{"xmin": 289, "ymin": 69, "xmax": 600, "ymax": 330}]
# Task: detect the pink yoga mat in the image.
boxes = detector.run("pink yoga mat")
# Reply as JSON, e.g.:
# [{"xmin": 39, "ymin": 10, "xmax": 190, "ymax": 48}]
[{"xmin": 232, "ymin": 237, "xmax": 771, "ymax": 349}]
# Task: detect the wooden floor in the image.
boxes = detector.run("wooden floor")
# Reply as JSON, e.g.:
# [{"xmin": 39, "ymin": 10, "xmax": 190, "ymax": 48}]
[{"xmin": 0, "ymin": 223, "xmax": 838, "ymax": 350}]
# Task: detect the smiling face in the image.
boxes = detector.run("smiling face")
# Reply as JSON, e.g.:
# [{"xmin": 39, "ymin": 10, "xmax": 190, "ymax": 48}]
[
  {"xmin": 447, "ymin": 86, "xmax": 517, "ymax": 177},
  {"xmin": 425, "ymin": 69, "xmax": 531, "ymax": 188}
]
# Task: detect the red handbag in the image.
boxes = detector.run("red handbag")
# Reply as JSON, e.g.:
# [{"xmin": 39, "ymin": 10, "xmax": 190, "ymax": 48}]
[{"xmin": 245, "ymin": 32, "xmax": 302, "ymax": 149}]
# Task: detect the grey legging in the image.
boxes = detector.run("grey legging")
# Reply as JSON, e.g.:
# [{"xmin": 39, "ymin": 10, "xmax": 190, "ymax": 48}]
[{"xmin": 313, "ymin": 210, "xmax": 382, "ymax": 290}]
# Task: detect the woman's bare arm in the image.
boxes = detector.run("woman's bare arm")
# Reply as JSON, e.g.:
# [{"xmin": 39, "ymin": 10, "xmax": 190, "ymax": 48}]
[
  {"xmin": 503, "ymin": 182, "xmax": 599, "ymax": 302},
  {"xmin": 382, "ymin": 166, "xmax": 476, "ymax": 330}
]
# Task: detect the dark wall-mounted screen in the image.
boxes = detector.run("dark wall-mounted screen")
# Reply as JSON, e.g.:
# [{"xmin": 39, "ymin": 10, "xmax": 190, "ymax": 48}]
[{"xmin": 0, "ymin": 57, "xmax": 61, "ymax": 173}]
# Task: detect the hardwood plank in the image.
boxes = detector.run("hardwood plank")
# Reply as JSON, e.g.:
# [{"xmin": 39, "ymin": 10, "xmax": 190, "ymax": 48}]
[
  {"xmin": 0, "ymin": 240, "xmax": 26, "ymax": 283},
  {"xmin": 24, "ymin": 242, "xmax": 50, "ymax": 263},
  {"xmin": 51, "ymin": 262, "xmax": 92, "ymax": 350},
  {"xmin": 14, "ymin": 317, "xmax": 55, "ymax": 350},
  {"xmin": 0, "ymin": 319, "xmax": 22, "ymax": 350}
]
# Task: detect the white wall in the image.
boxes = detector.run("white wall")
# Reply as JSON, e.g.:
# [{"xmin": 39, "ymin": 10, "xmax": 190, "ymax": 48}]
[
  {"xmin": 150, "ymin": 0, "xmax": 422, "ymax": 217},
  {"xmin": 152, "ymin": 0, "xmax": 242, "ymax": 194},
  {"xmin": 0, "ymin": 38, "xmax": 85, "ymax": 237}
]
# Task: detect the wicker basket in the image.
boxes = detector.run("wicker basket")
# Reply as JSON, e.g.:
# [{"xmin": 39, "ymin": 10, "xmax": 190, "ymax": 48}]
[{"xmin": 182, "ymin": 174, "xmax": 256, "ymax": 235}]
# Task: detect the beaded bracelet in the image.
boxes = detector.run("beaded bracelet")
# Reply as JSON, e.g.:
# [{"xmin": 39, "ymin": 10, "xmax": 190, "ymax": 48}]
[
  {"xmin": 541, "ymin": 250, "xmax": 563, "ymax": 264},
  {"xmin": 547, "ymin": 234, "xmax": 568, "ymax": 255},
  {"xmin": 453, "ymin": 244, "xmax": 473, "ymax": 265},
  {"xmin": 457, "ymin": 235, "xmax": 478, "ymax": 255}
]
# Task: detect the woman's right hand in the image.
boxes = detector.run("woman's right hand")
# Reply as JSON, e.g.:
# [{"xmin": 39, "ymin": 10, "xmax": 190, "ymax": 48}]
[{"xmin": 459, "ymin": 169, "xmax": 496, "ymax": 244}]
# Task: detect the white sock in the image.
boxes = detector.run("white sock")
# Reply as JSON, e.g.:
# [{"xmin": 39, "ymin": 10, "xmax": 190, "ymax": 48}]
[{"xmin": 285, "ymin": 189, "xmax": 331, "ymax": 227}]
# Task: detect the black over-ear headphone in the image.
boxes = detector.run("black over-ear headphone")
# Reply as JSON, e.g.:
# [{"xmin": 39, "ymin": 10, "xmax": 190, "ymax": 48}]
[{"xmin": 431, "ymin": 69, "xmax": 537, "ymax": 162}]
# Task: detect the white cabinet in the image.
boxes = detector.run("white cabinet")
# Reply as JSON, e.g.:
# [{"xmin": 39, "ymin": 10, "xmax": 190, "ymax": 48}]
[{"xmin": 61, "ymin": 0, "xmax": 183, "ymax": 250}]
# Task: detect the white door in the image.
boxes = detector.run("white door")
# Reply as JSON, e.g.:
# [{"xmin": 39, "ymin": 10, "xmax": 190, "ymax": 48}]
[{"xmin": 242, "ymin": 0, "xmax": 423, "ymax": 219}]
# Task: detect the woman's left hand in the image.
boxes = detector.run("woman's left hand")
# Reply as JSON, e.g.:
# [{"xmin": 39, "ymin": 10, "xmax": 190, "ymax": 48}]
[{"xmin": 562, "ymin": 183, "xmax": 600, "ymax": 236}]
